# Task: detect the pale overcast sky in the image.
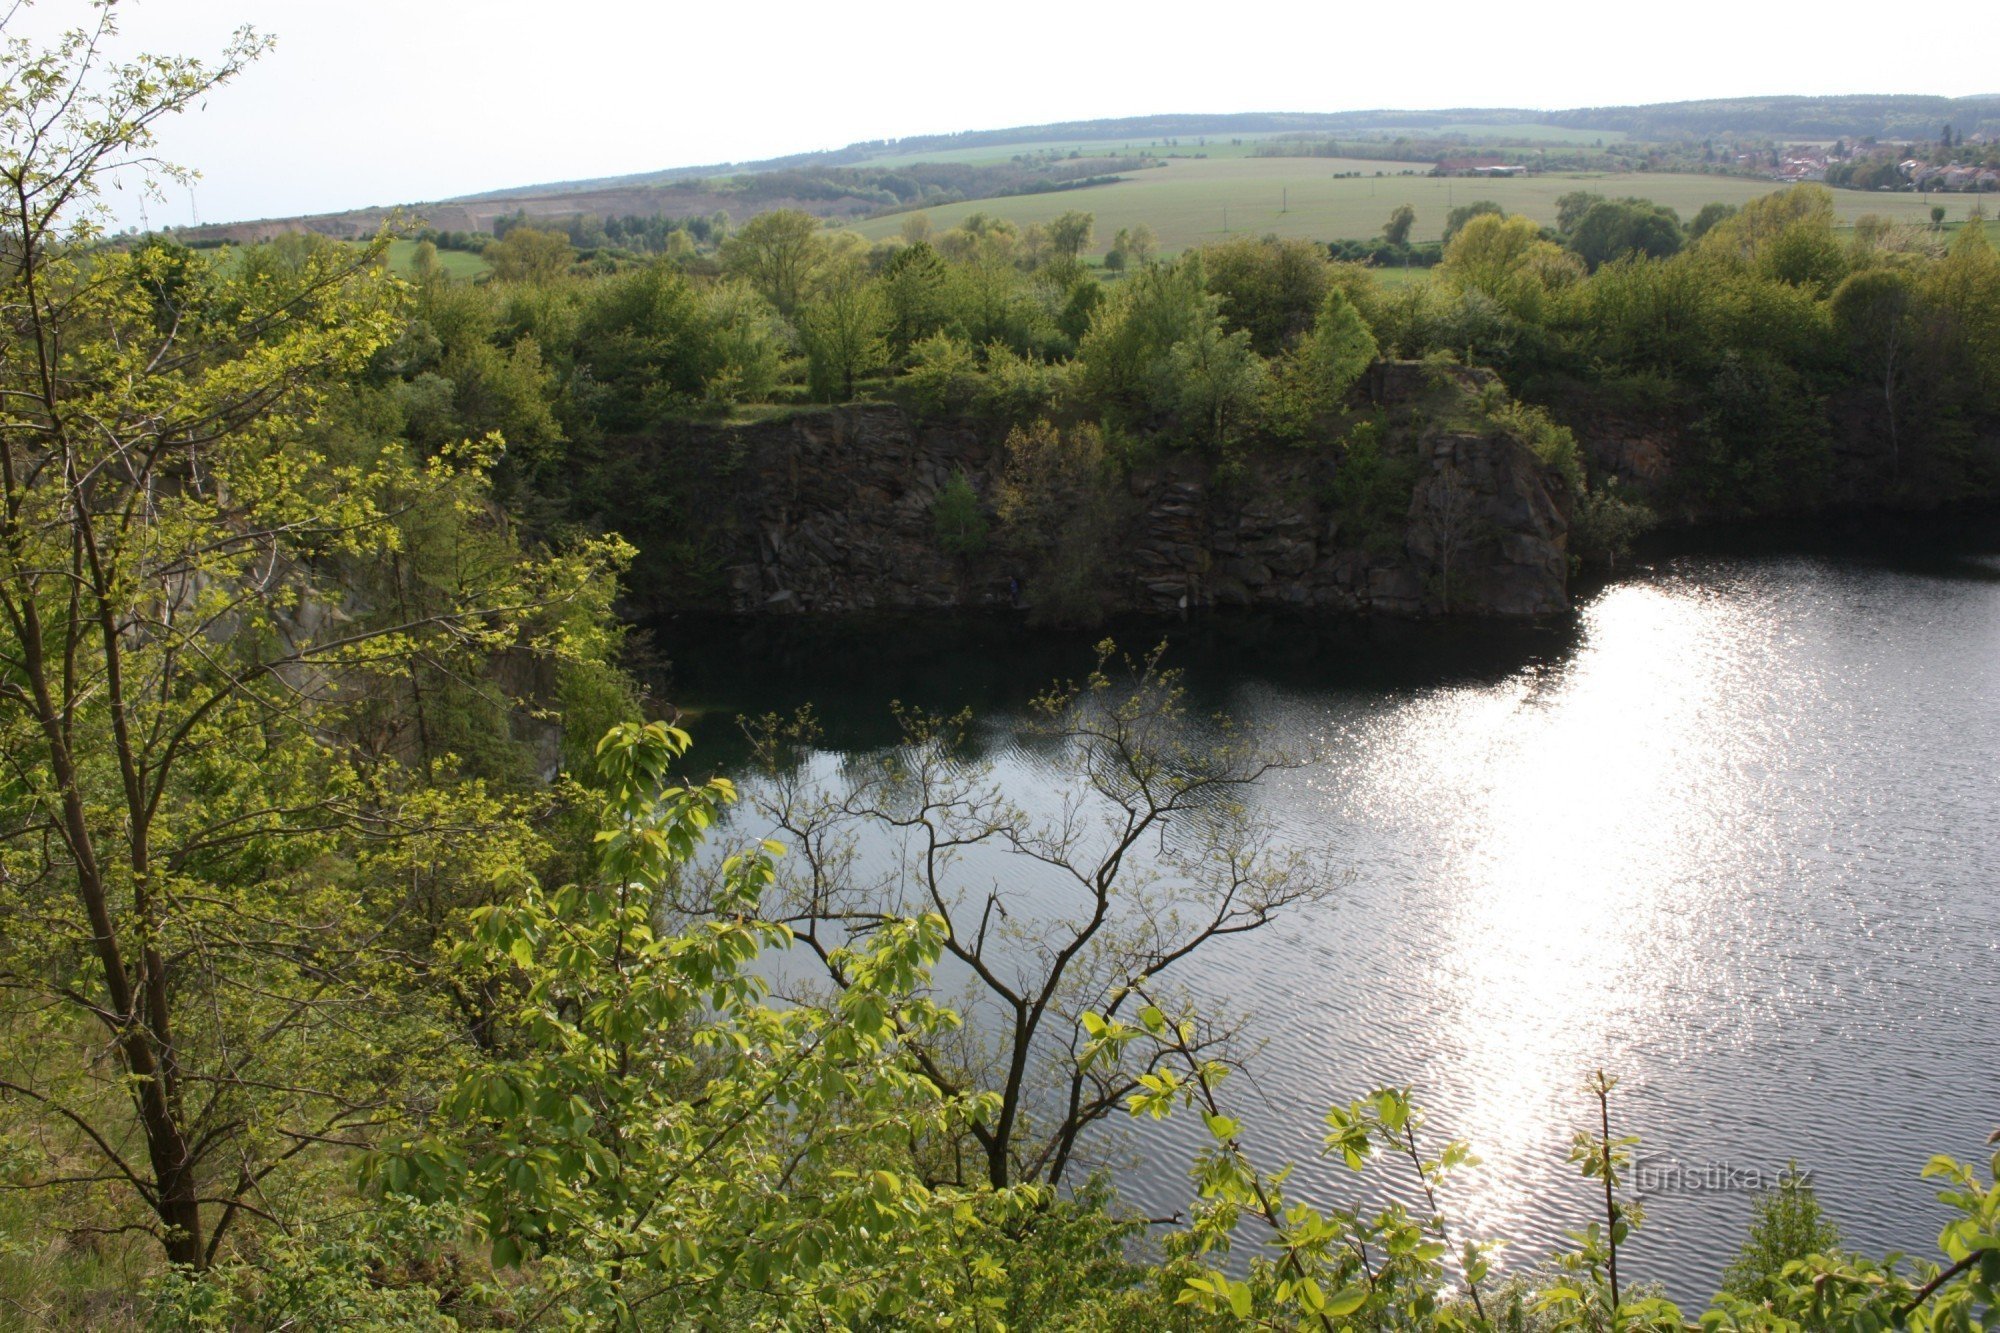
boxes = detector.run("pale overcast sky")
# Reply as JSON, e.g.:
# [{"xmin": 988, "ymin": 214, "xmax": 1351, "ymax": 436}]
[{"xmin": 11, "ymin": 0, "xmax": 1993, "ymax": 228}]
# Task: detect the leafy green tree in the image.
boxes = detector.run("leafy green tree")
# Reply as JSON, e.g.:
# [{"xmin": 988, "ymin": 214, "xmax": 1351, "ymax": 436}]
[
  {"xmin": 375, "ymin": 723, "xmax": 1017, "ymax": 1326},
  {"xmin": 897, "ymin": 331, "xmax": 980, "ymax": 416},
  {"xmin": 1832, "ymin": 266, "xmax": 1918, "ymax": 475},
  {"xmin": 1922, "ymin": 221, "xmax": 2000, "ymax": 408},
  {"xmin": 1567, "ymin": 199, "xmax": 1684, "ymax": 271},
  {"xmin": 1046, "ymin": 209, "xmax": 1095, "ymax": 265},
  {"xmin": 1055, "ymin": 273, "xmax": 1106, "ymax": 347},
  {"xmin": 1703, "ymin": 185, "xmax": 1847, "ymax": 295},
  {"xmin": 1266, "ymin": 286, "xmax": 1380, "ymax": 440},
  {"xmin": 931, "ymin": 470, "xmax": 989, "ymax": 556},
  {"xmin": 570, "ymin": 258, "xmax": 715, "ymax": 428},
  {"xmin": 1076, "ymin": 252, "xmax": 1219, "ymax": 419},
  {"xmin": 1442, "ymin": 199, "xmax": 1504, "ymax": 244},
  {"xmin": 411, "ymin": 237, "xmax": 443, "ymax": 285},
  {"xmin": 880, "ymin": 240, "xmax": 957, "ymax": 356},
  {"xmin": 1124, "ymin": 221, "xmax": 1159, "ymax": 268},
  {"xmin": 1103, "ymin": 228, "xmax": 1130, "ymax": 272},
  {"xmin": 1384, "ymin": 203, "xmax": 1417, "ymax": 247},
  {"xmin": 1689, "ymin": 200, "xmax": 1738, "ymax": 240},
  {"xmin": 1170, "ymin": 316, "xmax": 1267, "ymax": 448},
  {"xmin": 484, "ymin": 226, "xmax": 574, "ymax": 283},
  {"xmin": 1442, "ymin": 212, "xmax": 1582, "ymax": 322},
  {"xmin": 1570, "ymin": 483, "xmax": 1657, "ymax": 572},
  {"xmin": 1203, "ymin": 234, "xmax": 1333, "ymax": 353},
  {"xmin": 800, "ymin": 265, "xmax": 889, "ymax": 401},
  {"xmin": 0, "ymin": 15, "xmax": 625, "ymax": 1271},
  {"xmin": 721, "ymin": 207, "xmax": 827, "ymax": 318},
  {"xmin": 1307, "ymin": 286, "xmax": 1379, "ymax": 397},
  {"xmin": 696, "ymin": 279, "xmax": 786, "ymax": 403},
  {"xmin": 1556, "ymin": 190, "xmax": 1607, "ymax": 234}
]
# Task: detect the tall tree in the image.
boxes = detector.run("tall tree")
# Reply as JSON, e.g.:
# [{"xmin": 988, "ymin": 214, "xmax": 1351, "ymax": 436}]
[
  {"xmin": 1383, "ymin": 203, "xmax": 1417, "ymax": 247},
  {"xmin": 483, "ymin": 225, "xmax": 574, "ymax": 283},
  {"xmin": 1045, "ymin": 210, "xmax": 1096, "ymax": 265},
  {"xmin": 799, "ymin": 265, "xmax": 888, "ymax": 401},
  {"xmin": 0, "ymin": 8, "xmax": 623, "ymax": 1269},
  {"xmin": 1832, "ymin": 267, "xmax": 1916, "ymax": 476},
  {"xmin": 721, "ymin": 208, "xmax": 827, "ymax": 319}
]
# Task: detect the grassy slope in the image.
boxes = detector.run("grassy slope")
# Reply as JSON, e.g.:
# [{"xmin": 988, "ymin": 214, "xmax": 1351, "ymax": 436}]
[{"xmin": 848, "ymin": 155, "xmax": 1982, "ymax": 254}]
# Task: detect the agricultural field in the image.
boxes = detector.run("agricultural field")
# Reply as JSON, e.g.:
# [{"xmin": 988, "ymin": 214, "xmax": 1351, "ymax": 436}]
[
  {"xmin": 385, "ymin": 236, "xmax": 489, "ymax": 279},
  {"xmin": 847, "ymin": 155, "xmax": 1985, "ymax": 254}
]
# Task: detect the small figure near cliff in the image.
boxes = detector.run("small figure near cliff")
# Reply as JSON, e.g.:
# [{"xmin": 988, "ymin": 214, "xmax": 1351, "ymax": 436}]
[{"xmin": 1009, "ymin": 576, "xmax": 1022, "ymax": 609}]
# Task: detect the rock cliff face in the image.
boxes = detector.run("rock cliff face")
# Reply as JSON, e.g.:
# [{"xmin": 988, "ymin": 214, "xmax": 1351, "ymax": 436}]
[{"xmin": 616, "ymin": 363, "xmax": 1572, "ymax": 620}]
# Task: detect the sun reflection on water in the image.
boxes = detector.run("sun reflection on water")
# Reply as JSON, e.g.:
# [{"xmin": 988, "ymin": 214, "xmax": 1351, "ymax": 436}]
[{"xmin": 1342, "ymin": 583, "xmax": 1792, "ymax": 1245}]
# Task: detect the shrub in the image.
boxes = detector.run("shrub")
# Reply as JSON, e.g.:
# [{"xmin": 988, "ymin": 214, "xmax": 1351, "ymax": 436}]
[
  {"xmin": 899, "ymin": 331, "xmax": 979, "ymax": 417},
  {"xmin": 1720, "ymin": 1165, "xmax": 1844, "ymax": 1305},
  {"xmin": 931, "ymin": 469, "xmax": 990, "ymax": 557}
]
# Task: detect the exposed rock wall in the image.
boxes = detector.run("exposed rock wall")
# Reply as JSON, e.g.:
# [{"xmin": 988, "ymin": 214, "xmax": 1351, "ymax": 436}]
[{"xmin": 618, "ymin": 364, "xmax": 1572, "ymax": 620}]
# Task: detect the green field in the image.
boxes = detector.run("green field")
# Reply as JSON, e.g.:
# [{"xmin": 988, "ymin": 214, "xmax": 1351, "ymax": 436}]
[
  {"xmin": 1368, "ymin": 263, "xmax": 1436, "ymax": 287},
  {"xmin": 848, "ymin": 156, "xmax": 1982, "ymax": 254},
  {"xmin": 385, "ymin": 237, "xmax": 489, "ymax": 279}
]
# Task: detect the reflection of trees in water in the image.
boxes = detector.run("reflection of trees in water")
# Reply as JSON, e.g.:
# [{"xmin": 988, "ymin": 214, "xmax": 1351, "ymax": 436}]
[{"xmin": 650, "ymin": 609, "xmax": 1584, "ymax": 766}]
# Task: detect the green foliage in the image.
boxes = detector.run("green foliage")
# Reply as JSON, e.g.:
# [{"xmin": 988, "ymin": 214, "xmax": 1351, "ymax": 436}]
[
  {"xmin": 1569, "ymin": 482, "xmax": 1657, "ymax": 571},
  {"xmin": 1719, "ymin": 1165, "xmax": 1844, "ymax": 1304},
  {"xmin": 880, "ymin": 239, "xmax": 956, "ymax": 355},
  {"xmin": 1264, "ymin": 287, "xmax": 1379, "ymax": 442},
  {"xmin": 800, "ymin": 264, "xmax": 889, "ymax": 401},
  {"xmin": 931, "ymin": 469, "xmax": 990, "ymax": 556},
  {"xmin": 16, "ymin": 13, "xmax": 2000, "ymax": 1324},
  {"xmin": 1487, "ymin": 398, "xmax": 1585, "ymax": 496},
  {"xmin": 976, "ymin": 340, "xmax": 1070, "ymax": 422},
  {"xmin": 484, "ymin": 226, "xmax": 574, "ymax": 283},
  {"xmin": 720, "ymin": 207, "xmax": 828, "ymax": 317},
  {"xmin": 1169, "ymin": 315, "xmax": 1268, "ymax": 449},
  {"xmin": 144, "ymin": 1201, "xmax": 482, "ymax": 1331},
  {"xmin": 996, "ymin": 421, "xmax": 1127, "ymax": 621},
  {"xmin": 1203, "ymin": 234, "xmax": 1335, "ymax": 354},
  {"xmin": 0, "ymin": 18, "xmax": 635, "ymax": 1277},
  {"xmin": 374, "ymin": 722, "xmax": 1019, "ymax": 1326},
  {"xmin": 1045, "ymin": 208, "xmax": 1095, "ymax": 263},
  {"xmin": 1330, "ymin": 419, "xmax": 1421, "ymax": 554},
  {"xmin": 1444, "ymin": 199, "xmax": 1506, "ymax": 243},
  {"xmin": 1691, "ymin": 350, "xmax": 1833, "ymax": 512},
  {"xmin": 1385, "ymin": 203, "xmax": 1418, "ymax": 247},
  {"xmin": 1444, "ymin": 212, "xmax": 1584, "ymax": 323},
  {"xmin": 1567, "ymin": 198, "xmax": 1685, "ymax": 271},
  {"xmin": 1055, "ymin": 271, "xmax": 1106, "ymax": 345},
  {"xmin": 1556, "ymin": 190, "xmax": 1607, "ymax": 234},
  {"xmin": 1689, "ymin": 200, "xmax": 1737, "ymax": 240},
  {"xmin": 899, "ymin": 330, "xmax": 980, "ymax": 416}
]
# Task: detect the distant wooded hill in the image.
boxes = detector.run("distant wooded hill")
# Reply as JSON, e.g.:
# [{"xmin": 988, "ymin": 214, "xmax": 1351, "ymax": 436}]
[{"xmin": 175, "ymin": 95, "xmax": 2000, "ymax": 244}]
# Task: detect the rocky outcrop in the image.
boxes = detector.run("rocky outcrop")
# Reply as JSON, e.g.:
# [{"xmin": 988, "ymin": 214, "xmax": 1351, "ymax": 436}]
[{"xmin": 613, "ymin": 364, "xmax": 1573, "ymax": 620}]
